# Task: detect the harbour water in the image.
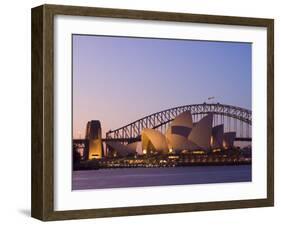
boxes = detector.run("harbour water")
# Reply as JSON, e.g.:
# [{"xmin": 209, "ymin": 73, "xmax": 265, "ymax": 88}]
[{"xmin": 72, "ymin": 165, "xmax": 251, "ymax": 190}]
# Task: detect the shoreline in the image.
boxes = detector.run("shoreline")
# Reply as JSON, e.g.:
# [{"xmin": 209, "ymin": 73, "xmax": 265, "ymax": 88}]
[{"xmin": 74, "ymin": 160, "xmax": 251, "ymax": 171}]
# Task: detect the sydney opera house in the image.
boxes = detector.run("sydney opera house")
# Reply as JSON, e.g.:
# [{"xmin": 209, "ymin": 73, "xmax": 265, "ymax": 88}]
[{"xmin": 106, "ymin": 111, "xmax": 236, "ymax": 158}]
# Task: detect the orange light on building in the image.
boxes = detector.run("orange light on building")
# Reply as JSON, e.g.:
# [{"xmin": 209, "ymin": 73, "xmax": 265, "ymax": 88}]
[
  {"xmin": 192, "ymin": 150, "xmax": 205, "ymax": 154},
  {"xmin": 223, "ymin": 140, "xmax": 227, "ymax": 149}
]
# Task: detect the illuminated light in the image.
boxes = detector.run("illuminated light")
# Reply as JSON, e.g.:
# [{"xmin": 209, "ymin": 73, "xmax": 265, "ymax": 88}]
[
  {"xmin": 223, "ymin": 141, "xmax": 227, "ymax": 149},
  {"xmin": 192, "ymin": 150, "xmax": 205, "ymax": 154},
  {"xmin": 213, "ymin": 148, "xmax": 221, "ymax": 153},
  {"xmin": 143, "ymin": 149, "xmax": 147, "ymax": 154},
  {"xmin": 210, "ymin": 136, "xmax": 213, "ymax": 146},
  {"xmin": 168, "ymin": 155, "xmax": 179, "ymax": 159},
  {"xmin": 182, "ymin": 149, "xmax": 188, "ymax": 154},
  {"xmin": 169, "ymin": 148, "xmax": 173, "ymax": 153}
]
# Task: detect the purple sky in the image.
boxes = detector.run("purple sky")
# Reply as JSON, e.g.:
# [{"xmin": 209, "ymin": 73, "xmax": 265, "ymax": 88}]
[{"xmin": 72, "ymin": 35, "xmax": 251, "ymax": 139}]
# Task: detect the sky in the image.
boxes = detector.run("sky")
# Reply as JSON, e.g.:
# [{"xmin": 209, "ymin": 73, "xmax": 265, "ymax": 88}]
[{"xmin": 72, "ymin": 35, "xmax": 252, "ymax": 139}]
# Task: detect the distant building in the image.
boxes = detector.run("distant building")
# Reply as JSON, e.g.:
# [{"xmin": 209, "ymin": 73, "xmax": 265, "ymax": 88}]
[
  {"xmin": 104, "ymin": 111, "xmax": 237, "ymax": 157},
  {"xmin": 223, "ymin": 132, "xmax": 236, "ymax": 149},
  {"xmin": 85, "ymin": 120, "xmax": 104, "ymax": 159},
  {"xmin": 211, "ymin": 124, "xmax": 224, "ymax": 149}
]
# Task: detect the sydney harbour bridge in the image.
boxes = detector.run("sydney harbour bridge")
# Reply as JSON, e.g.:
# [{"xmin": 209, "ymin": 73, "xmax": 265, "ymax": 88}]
[
  {"xmin": 73, "ymin": 102, "xmax": 252, "ymax": 160},
  {"xmin": 104, "ymin": 102, "xmax": 252, "ymax": 144}
]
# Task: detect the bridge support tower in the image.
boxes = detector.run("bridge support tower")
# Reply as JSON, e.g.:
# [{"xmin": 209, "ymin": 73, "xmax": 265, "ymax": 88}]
[{"xmin": 85, "ymin": 120, "xmax": 104, "ymax": 159}]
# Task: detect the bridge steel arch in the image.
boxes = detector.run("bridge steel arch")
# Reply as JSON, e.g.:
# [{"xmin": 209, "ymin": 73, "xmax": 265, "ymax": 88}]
[{"xmin": 105, "ymin": 103, "xmax": 252, "ymax": 141}]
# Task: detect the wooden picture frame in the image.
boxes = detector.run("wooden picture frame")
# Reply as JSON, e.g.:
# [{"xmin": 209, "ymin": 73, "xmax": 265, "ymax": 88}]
[{"xmin": 31, "ymin": 4, "xmax": 274, "ymax": 221}]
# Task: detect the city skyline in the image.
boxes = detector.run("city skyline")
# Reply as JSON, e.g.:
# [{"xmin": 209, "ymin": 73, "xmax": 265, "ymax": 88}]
[{"xmin": 72, "ymin": 35, "xmax": 252, "ymax": 139}]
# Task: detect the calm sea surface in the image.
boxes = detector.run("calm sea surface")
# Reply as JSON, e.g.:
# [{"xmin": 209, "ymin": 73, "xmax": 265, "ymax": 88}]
[{"xmin": 72, "ymin": 165, "xmax": 251, "ymax": 190}]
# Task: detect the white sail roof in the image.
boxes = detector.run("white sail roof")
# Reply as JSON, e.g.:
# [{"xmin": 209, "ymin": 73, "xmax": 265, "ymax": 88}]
[
  {"xmin": 106, "ymin": 141, "xmax": 137, "ymax": 157},
  {"xmin": 142, "ymin": 128, "xmax": 168, "ymax": 153},
  {"xmin": 188, "ymin": 113, "xmax": 213, "ymax": 150}
]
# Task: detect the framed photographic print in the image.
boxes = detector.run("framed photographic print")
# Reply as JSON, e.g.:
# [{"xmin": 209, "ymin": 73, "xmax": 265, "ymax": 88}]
[{"xmin": 31, "ymin": 4, "xmax": 274, "ymax": 221}]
